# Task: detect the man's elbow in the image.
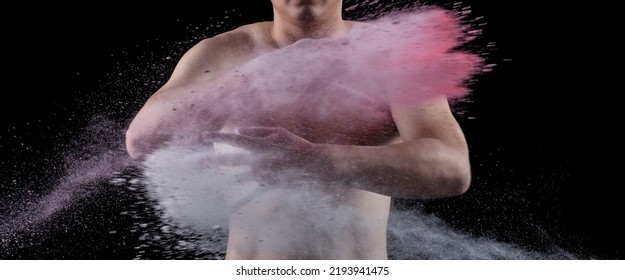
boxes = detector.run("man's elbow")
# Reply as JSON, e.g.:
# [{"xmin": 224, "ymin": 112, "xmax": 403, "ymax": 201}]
[
  {"xmin": 450, "ymin": 168, "xmax": 471, "ymax": 196},
  {"xmin": 443, "ymin": 162, "xmax": 471, "ymax": 196},
  {"xmin": 400, "ymin": 164, "xmax": 471, "ymax": 199},
  {"xmin": 125, "ymin": 129, "xmax": 147, "ymax": 161},
  {"xmin": 125, "ymin": 127, "xmax": 178, "ymax": 161}
]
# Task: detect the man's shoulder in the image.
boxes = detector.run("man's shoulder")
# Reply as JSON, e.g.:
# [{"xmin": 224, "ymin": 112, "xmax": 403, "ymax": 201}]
[
  {"xmin": 195, "ymin": 22, "xmax": 269, "ymax": 51},
  {"xmin": 171, "ymin": 22, "xmax": 270, "ymax": 79}
]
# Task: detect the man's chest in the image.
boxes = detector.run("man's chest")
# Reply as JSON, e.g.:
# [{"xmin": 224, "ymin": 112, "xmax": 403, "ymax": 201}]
[{"xmin": 225, "ymin": 84, "xmax": 399, "ymax": 145}]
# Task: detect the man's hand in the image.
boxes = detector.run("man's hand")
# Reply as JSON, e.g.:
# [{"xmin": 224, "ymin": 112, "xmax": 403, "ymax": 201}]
[{"xmin": 202, "ymin": 127, "xmax": 326, "ymax": 176}]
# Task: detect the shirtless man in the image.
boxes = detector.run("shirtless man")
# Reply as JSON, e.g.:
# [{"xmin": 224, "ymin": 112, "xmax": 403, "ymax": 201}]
[{"xmin": 125, "ymin": 0, "xmax": 471, "ymax": 259}]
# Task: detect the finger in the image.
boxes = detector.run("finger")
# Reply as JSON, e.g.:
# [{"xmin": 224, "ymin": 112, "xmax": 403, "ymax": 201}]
[{"xmin": 236, "ymin": 126, "xmax": 283, "ymax": 137}]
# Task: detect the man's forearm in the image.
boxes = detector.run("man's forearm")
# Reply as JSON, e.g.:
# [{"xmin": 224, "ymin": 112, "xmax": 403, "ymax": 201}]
[{"xmin": 317, "ymin": 138, "xmax": 471, "ymax": 199}]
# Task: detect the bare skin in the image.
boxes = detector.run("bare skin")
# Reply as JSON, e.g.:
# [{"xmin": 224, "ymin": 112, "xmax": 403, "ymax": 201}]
[{"xmin": 125, "ymin": 0, "xmax": 471, "ymax": 259}]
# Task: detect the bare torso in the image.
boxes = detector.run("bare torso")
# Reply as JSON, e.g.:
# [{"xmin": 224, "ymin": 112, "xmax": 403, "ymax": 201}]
[
  {"xmin": 175, "ymin": 21, "xmax": 398, "ymax": 259},
  {"xmin": 127, "ymin": 7, "xmax": 475, "ymax": 259}
]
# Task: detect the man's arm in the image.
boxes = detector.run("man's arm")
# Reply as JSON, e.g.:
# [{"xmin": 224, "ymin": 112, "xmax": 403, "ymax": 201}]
[
  {"xmin": 319, "ymin": 97, "xmax": 471, "ymax": 199},
  {"xmin": 204, "ymin": 96, "xmax": 471, "ymax": 200},
  {"xmin": 125, "ymin": 31, "xmax": 250, "ymax": 160}
]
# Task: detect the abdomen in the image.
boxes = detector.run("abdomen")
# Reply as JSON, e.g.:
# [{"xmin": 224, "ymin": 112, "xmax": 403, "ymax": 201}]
[{"xmin": 225, "ymin": 185, "xmax": 391, "ymax": 260}]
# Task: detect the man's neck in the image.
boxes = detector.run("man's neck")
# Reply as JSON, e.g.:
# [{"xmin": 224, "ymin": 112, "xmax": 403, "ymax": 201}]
[{"xmin": 269, "ymin": 12, "xmax": 350, "ymax": 48}]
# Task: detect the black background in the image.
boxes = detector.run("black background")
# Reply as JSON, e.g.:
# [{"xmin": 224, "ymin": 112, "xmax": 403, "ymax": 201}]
[{"xmin": 1, "ymin": 1, "xmax": 622, "ymax": 259}]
